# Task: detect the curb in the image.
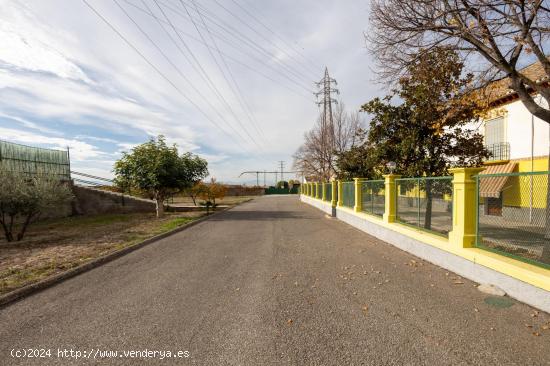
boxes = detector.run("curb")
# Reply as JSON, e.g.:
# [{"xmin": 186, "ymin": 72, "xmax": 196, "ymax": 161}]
[{"xmin": 0, "ymin": 201, "xmax": 247, "ymax": 309}]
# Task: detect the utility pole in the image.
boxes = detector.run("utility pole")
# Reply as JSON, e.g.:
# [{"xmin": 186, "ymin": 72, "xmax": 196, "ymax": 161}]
[
  {"xmin": 278, "ymin": 161, "xmax": 285, "ymax": 182},
  {"xmin": 314, "ymin": 67, "xmax": 339, "ymax": 181}
]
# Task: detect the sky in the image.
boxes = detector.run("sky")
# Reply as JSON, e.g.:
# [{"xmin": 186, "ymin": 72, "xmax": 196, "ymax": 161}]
[{"xmin": 0, "ymin": 0, "xmax": 383, "ymax": 185}]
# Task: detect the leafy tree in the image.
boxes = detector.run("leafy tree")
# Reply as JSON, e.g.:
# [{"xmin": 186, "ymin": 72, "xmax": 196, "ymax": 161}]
[
  {"xmin": 114, "ymin": 136, "xmax": 208, "ymax": 217},
  {"xmin": 185, "ymin": 182, "xmax": 207, "ymax": 206},
  {"xmin": 0, "ymin": 171, "xmax": 73, "ymax": 242},
  {"xmin": 199, "ymin": 178, "xmax": 227, "ymax": 214},
  {"xmin": 341, "ymin": 47, "xmax": 489, "ymax": 229},
  {"xmin": 369, "ymin": 1, "xmax": 550, "ymax": 125}
]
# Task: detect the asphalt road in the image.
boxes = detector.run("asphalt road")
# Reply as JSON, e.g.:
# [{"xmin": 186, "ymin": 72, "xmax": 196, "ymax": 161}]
[{"xmin": 1, "ymin": 196, "xmax": 549, "ymax": 366}]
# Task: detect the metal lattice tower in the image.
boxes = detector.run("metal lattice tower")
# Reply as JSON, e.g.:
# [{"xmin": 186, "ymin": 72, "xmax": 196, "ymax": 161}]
[{"xmin": 314, "ymin": 67, "xmax": 339, "ymax": 179}]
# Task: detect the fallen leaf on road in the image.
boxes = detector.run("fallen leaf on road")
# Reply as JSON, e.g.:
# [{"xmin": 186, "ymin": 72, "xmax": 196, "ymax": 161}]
[
  {"xmin": 453, "ymin": 281, "xmax": 464, "ymax": 285},
  {"xmin": 533, "ymin": 332, "xmax": 541, "ymax": 336},
  {"xmin": 287, "ymin": 319, "xmax": 293, "ymax": 325},
  {"xmin": 525, "ymin": 324, "xmax": 533, "ymax": 328},
  {"xmin": 235, "ymin": 288, "xmax": 240, "ymax": 291},
  {"xmin": 542, "ymin": 325, "xmax": 549, "ymax": 330},
  {"xmin": 353, "ymin": 291, "xmax": 358, "ymax": 295},
  {"xmin": 362, "ymin": 305, "xmax": 368, "ymax": 315},
  {"xmin": 474, "ymin": 308, "xmax": 479, "ymax": 312}
]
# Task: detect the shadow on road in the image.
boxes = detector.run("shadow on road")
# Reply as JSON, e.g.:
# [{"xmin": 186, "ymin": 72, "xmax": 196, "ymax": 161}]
[{"xmin": 209, "ymin": 210, "xmax": 313, "ymax": 221}]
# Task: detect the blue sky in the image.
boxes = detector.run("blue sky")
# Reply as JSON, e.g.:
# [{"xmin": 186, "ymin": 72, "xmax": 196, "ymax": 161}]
[{"xmin": 0, "ymin": 0, "xmax": 382, "ymax": 185}]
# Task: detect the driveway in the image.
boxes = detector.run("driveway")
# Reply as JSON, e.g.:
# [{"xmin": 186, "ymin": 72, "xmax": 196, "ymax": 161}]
[{"xmin": 1, "ymin": 196, "xmax": 549, "ymax": 365}]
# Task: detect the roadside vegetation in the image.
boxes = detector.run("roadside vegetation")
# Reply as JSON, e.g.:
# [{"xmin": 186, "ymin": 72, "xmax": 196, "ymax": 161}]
[{"xmin": 0, "ymin": 211, "xmax": 203, "ymax": 295}]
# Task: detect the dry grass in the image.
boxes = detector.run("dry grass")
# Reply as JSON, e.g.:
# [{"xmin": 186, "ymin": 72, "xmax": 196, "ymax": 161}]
[{"xmin": 0, "ymin": 211, "xmax": 204, "ymax": 295}]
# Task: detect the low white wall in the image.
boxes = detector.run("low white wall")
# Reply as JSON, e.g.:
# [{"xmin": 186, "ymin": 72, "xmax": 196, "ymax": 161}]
[{"xmin": 301, "ymin": 195, "xmax": 550, "ymax": 313}]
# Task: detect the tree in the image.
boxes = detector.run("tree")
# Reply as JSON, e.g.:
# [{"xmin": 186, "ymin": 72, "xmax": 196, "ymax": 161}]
[
  {"xmin": 0, "ymin": 171, "xmax": 73, "ymax": 242},
  {"xmin": 198, "ymin": 178, "xmax": 227, "ymax": 213},
  {"xmin": 293, "ymin": 102, "xmax": 363, "ymax": 181},
  {"xmin": 369, "ymin": 0, "xmax": 550, "ymax": 125},
  {"xmin": 343, "ymin": 47, "xmax": 489, "ymax": 229},
  {"xmin": 185, "ymin": 182, "xmax": 207, "ymax": 206},
  {"xmin": 114, "ymin": 136, "xmax": 208, "ymax": 217}
]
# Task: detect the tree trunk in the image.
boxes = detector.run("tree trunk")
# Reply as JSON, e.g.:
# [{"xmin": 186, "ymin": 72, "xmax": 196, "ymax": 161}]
[
  {"xmin": 16, "ymin": 212, "xmax": 35, "ymax": 241},
  {"xmin": 424, "ymin": 180, "xmax": 433, "ymax": 231},
  {"xmin": 0, "ymin": 219, "xmax": 13, "ymax": 242},
  {"xmin": 155, "ymin": 197, "xmax": 164, "ymax": 218}
]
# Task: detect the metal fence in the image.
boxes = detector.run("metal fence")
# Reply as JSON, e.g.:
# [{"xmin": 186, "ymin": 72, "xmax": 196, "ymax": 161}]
[
  {"xmin": 361, "ymin": 180, "xmax": 385, "ymax": 217},
  {"xmin": 341, "ymin": 181, "xmax": 355, "ymax": 208},
  {"xmin": 396, "ymin": 176, "xmax": 453, "ymax": 236},
  {"xmin": 0, "ymin": 140, "xmax": 70, "ymax": 179},
  {"xmin": 476, "ymin": 171, "xmax": 550, "ymax": 268},
  {"xmin": 324, "ymin": 183, "xmax": 332, "ymax": 202}
]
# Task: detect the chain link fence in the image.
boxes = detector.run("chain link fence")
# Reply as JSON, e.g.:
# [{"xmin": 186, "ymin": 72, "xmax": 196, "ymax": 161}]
[
  {"xmin": 341, "ymin": 181, "xmax": 355, "ymax": 208},
  {"xmin": 396, "ymin": 176, "xmax": 453, "ymax": 236},
  {"xmin": 323, "ymin": 183, "xmax": 332, "ymax": 202},
  {"xmin": 476, "ymin": 171, "xmax": 550, "ymax": 268},
  {"xmin": 0, "ymin": 140, "xmax": 70, "ymax": 179},
  {"xmin": 361, "ymin": 180, "xmax": 385, "ymax": 217}
]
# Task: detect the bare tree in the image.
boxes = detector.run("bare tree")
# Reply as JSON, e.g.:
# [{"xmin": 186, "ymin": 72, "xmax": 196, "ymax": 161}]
[
  {"xmin": 369, "ymin": 0, "xmax": 550, "ymax": 124},
  {"xmin": 293, "ymin": 102, "xmax": 363, "ymax": 181}
]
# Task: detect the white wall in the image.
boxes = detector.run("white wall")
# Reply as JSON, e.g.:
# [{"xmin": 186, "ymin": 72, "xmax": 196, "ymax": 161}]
[{"xmin": 479, "ymin": 97, "xmax": 550, "ymax": 160}]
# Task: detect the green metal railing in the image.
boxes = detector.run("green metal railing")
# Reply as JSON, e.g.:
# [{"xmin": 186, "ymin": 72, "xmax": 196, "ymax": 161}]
[
  {"xmin": 341, "ymin": 181, "xmax": 355, "ymax": 208},
  {"xmin": 361, "ymin": 180, "xmax": 385, "ymax": 217},
  {"xmin": 0, "ymin": 140, "xmax": 70, "ymax": 179},
  {"xmin": 324, "ymin": 182, "xmax": 332, "ymax": 202},
  {"xmin": 396, "ymin": 176, "xmax": 453, "ymax": 236},
  {"xmin": 475, "ymin": 171, "xmax": 550, "ymax": 268}
]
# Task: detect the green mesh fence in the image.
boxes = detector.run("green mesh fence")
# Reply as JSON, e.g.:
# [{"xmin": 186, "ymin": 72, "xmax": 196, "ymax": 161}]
[
  {"xmin": 324, "ymin": 182, "xmax": 332, "ymax": 202},
  {"xmin": 476, "ymin": 171, "xmax": 550, "ymax": 268},
  {"xmin": 396, "ymin": 176, "xmax": 453, "ymax": 236},
  {"xmin": 341, "ymin": 181, "xmax": 355, "ymax": 208},
  {"xmin": 0, "ymin": 140, "xmax": 70, "ymax": 179},
  {"xmin": 361, "ymin": 180, "xmax": 385, "ymax": 217}
]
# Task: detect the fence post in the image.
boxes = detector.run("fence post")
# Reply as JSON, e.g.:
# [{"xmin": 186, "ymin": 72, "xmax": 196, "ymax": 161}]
[
  {"xmin": 383, "ymin": 174, "xmax": 400, "ymax": 223},
  {"xmin": 354, "ymin": 178, "xmax": 362, "ymax": 212},
  {"xmin": 322, "ymin": 182, "xmax": 326, "ymax": 201},
  {"xmin": 448, "ymin": 167, "xmax": 484, "ymax": 248},
  {"xmin": 337, "ymin": 180, "xmax": 344, "ymax": 207},
  {"xmin": 331, "ymin": 180, "xmax": 337, "ymax": 207}
]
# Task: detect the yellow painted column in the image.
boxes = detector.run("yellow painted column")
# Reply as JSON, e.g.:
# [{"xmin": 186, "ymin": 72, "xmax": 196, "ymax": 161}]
[
  {"xmin": 354, "ymin": 178, "xmax": 362, "ymax": 212},
  {"xmin": 448, "ymin": 167, "xmax": 484, "ymax": 248},
  {"xmin": 337, "ymin": 180, "xmax": 344, "ymax": 207},
  {"xmin": 383, "ymin": 174, "xmax": 400, "ymax": 223},
  {"xmin": 331, "ymin": 180, "xmax": 337, "ymax": 207},
  {"xmin": 322, "ymin": 182, "xmax": 327, "ymax": 201}
]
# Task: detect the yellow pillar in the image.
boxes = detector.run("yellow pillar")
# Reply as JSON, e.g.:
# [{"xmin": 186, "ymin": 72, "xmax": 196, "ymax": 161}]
[
  {"xmin": 337, "ymin": 180, "xmax": 344, "ymax": 207},
  {"xmin": 309, "ymin": 183, "xmax": 312, "ymax": 196},
  {"xmin": 322, "ymin": 182, "xmax": 327, "ymax": 201},
  {"xmin": 331, "ymin": 180, "xmax": 337, "ymax": 207},
  {"xmin": 383, "ymin": 174, "xmax": 400, "ymax": 223},
  {"xmin": 448, "ymin": 167, "xmax": 484, "ymax": 248},
  {"xmin": 354, "ymin": 178, "xmax": 362, "ymax": 212}
]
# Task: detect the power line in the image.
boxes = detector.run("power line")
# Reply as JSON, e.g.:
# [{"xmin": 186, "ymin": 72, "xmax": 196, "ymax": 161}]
[
  {"xmin": 82, "ymin": 0, "xmax": 249, "ymax": 151},
  {"xmin": 161, "ymin": 0, "xmax": 315, "ymax": 92},
  {"xmin": 229, "ymin": 0, "xmax": 322, "ymax": 80},
  {"xmin": 150, "ymin": 0, "xmax": 263, "ymax": 151},
  {"xmin": 188, "ymin": 0, "xmax": 268, "ymax": 143},
  {"xmin": 209, "ymin": 0, "xmax": 316, "ymax": 85},
  {"xmin": 236, "ymin": 0, "xmax": 323, "ymax": 74},
  {"xmin": 175, "ymin": 0, "xmax": 268, "ymax": 146},
  {"xmin": 121, "ymin": 0, "xmax": 314, "ymax": 100}
]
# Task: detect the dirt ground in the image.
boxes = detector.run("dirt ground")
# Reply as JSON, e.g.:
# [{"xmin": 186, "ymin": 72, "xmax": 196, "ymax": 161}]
[
  {"xmin": 170, "ymin": 195, "xmax": 258, "ymax": 206},
  {"xmin": 0, "ymin": 211, "xmax": 204, "ymax": 295}
]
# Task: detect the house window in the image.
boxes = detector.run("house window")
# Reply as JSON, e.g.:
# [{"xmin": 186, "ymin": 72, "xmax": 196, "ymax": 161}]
[{"xmin": 485, "ymin": 117, "xmax": 505, "ymax": 146}]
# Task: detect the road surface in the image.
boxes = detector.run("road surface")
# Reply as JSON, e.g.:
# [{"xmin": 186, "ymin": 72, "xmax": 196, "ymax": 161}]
[{"xmin": 1, "ymin": 196, "xmax": 549, "ymax": 365}]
